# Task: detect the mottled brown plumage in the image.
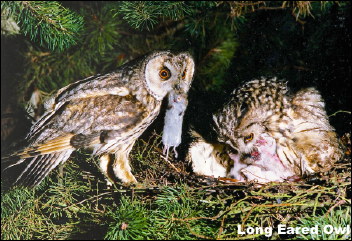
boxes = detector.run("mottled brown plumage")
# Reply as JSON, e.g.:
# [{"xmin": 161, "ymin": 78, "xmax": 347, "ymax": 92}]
[
  {"xmin": 3, "ymin": 51, "xmax": 195, "ymax": 187},
  {"xmin": 189, "ymin": 77, "xmax": 342, "ymax": 182}
]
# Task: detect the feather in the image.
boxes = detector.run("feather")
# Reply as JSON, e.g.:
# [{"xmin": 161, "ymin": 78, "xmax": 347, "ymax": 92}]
[
  {"xmin": 50, "ymin": 72, "xmax": 130, "ymax": 106},
  {"xmin": 14, "ymin": 150, "xmax": 74, "ymax": 187},
  {"xmin": 2, "ymin": 51, "xmax": 195, "ymax": 187},
  {"xmin": 11, "ymin": 134, "xmax": 75, "ymax": 159}
]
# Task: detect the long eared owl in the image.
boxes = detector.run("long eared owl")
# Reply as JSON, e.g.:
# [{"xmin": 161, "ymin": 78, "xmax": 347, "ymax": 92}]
[
  {"xmin": 189, "ymin": 77, "xmax": 342, "ymax": 182},
  {"xmin": 3, "ymin": 50, "xmax": 195, "ymax": 187}
]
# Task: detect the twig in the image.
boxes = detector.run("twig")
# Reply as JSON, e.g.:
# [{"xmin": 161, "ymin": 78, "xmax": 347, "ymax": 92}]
[
  {"xmin": 329, "ymin": 110, "xmax": 351, "ymax": 118},
  {"xmin": 160, "ymin": 154, "xmax": 181, "ymax": 173},
  {"xmin": 217, "ymin": 215, "xmax": 226, "ymax": 239},
  {"xmin": 291, "ymin": 11, "xmax": 306, "ymax": 25},
  {"xmin": 257, "ymin": 6, "xmax": 286, "ymax": 11},
  {"xmin": 139, "ymin": 138, "xmax": 181, "ymax": 173},
  {"xmin": 230, "ymin": 1, "xmax": 266, "ymax": 7},
  {"xmin": 185, "ymin": 222, "xmax": 213, "ymax": 239},
  {"xmin": 62, "ymin": 192, "xmax": 111, "ymax": 210},
  {"xmin": 140, "ymin": 139, "xmax": 163, "ymax": 155},
  {"xmin": 313, "ymin": 192, "xmax": 321, "ymax": 216},
  {"xmin": 324, "ymin": 199, "xmax": 347, "ymax": 217},
  {"xmin": 241, "ymin": 204, "xmax": 255, "ymax": 229}
]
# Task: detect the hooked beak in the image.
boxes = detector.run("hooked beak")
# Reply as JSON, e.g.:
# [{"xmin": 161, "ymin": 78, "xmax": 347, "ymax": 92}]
[{"xmin": 174, "ymin": 83, "xmax": 181, "ymax": 91}]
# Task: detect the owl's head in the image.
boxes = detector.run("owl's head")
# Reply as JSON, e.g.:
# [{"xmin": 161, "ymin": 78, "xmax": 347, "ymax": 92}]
[
  {"xmin": 214, "ymin": 100, "xmax": 272, "ymax": 155},
  {"xmin": 142, "ymin": 51, "xmax": 195, "ymax": 100},
  {"xmin": 233, "ymin": 122, "xmax": 266, "ymax": 154},
  {"xmin": 215, "ymin": 116, "xmax": 266, "ymax": 156}
]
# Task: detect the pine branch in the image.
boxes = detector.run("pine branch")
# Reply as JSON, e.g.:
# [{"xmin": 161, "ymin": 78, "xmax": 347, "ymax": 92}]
[
  {"xmin": 2, "ymin": 1, "xmax": 84, "ymax": 51},
  {"xmin": 114, "ymin": 1, "xmax": 195, "ymax": 31},
  {"xmin": 20, "ymin": 4, "xmax": 122, "ymax": 95},
  {"xmin": 116, "ymin": 1, "xmax": 160, "ymax": 30}
]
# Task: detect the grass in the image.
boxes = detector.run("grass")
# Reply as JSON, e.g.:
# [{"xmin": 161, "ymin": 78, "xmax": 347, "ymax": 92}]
[
  {"xmin": 1, "ymin": 132, "xmax": 351, "ymax": 240},
  {"xmin": 294, "ymin": 206, "xmax": 351, "ymax": 240}
]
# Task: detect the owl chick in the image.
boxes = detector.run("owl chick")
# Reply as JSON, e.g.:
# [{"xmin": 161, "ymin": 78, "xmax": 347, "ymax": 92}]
[
  {"xmin": 190, "ymin": 77, "xmax": 342, "ymax": 182},
  {"xmin": 162, "ymin": 90, "xmax": 188, "ymax": 159},
  {"xmin": 3, "ymin": 50, "xmax": 195, "ymax": 187}
]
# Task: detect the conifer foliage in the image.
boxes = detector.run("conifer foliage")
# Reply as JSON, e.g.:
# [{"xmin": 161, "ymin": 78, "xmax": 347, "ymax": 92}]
[
  {"xmin": 2, "ymin": 1, "xmax": 344, "ymax": 97},
  {"xmin": 2, "ymin": 1, "xmax": 83, "ymax": 51},
  {"xmin": 1, "ymin": 1, "xmax": 350, "ymax": 240}
]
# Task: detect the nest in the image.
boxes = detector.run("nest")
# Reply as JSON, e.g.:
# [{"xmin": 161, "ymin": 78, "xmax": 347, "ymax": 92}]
[
  {"xmin": 120, "ymin": 131, "xmax": 351, "ymax": 238},
  {"xmin": 2, "ymin": 131, "xmax": 350, "ymax": 240}
]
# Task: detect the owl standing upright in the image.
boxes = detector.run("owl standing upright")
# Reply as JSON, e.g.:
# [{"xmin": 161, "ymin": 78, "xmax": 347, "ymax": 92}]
[
  {"xmin": 189, "ymin": 77, "xmax": 342, "ymax": 182},
  {"xmin": 3, "ymin": 50, "xmax": 195, "ymax": 187}
]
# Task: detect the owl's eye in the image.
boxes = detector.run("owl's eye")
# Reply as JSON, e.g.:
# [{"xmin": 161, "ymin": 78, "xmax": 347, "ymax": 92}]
[
  {"xmin": 159, "ymin": 67, "xmax": 171, "ymax": 80},
  {"xmin": 181, "ymin": 70, "xmax": 186, "ymax": 79},
  {"xmin": 244, "ymin": 133, "xmax": 254, "ymax": 143}
]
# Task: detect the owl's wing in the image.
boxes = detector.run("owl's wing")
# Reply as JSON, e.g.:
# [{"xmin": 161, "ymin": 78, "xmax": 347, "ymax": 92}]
[
  {"xmin": 29, "ymin": 73, "xmax": 131, "ymax": 140},
  {"xmin": 289, "ymin": 87, "xmax": 342, "ymax": 172},
  {"xmin": 4, "ymin": 95, "xmax": 150, "ymax": 187},
  {"xmin": 51, "ymin": 73, "xmax": 130, "ymax": 107}
]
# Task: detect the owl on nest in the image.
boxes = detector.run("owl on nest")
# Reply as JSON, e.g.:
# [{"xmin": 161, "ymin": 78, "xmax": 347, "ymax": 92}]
[
  {"xmin": 188, "ymin": 77, "xmax": 342, "ymax": 183},
  {"xmin": 3, "ymin": 50, "xmax": 195, "ymax": 187}
]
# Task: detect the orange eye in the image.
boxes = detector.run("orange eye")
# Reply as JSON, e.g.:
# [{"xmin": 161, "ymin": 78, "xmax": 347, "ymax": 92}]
[
  {"xmin": 181, "ymin": 70, "xmax": 186, "ymax": 79},
  {"xmin": 159, "ymin": 67, "xmax": 171, "ymax": 80},
  {"xmin": 244, "ymin": 133, "xmax": 254, "ymax": 143}
]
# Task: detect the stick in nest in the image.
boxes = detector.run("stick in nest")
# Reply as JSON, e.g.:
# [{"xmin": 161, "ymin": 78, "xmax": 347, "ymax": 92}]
[{"xmin": 160, "ymin": 153, "xmax": 181, "ymax": 173}]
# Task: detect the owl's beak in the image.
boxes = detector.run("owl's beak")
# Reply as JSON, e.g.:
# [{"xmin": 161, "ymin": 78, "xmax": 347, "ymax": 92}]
[{"xmin": 174, "ymin": 83, "xmax": 181, "ymax": 91}]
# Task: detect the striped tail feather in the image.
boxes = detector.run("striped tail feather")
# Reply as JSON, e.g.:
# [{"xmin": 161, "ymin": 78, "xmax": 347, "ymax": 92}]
[
  {"xmin": 8, "ymin": 134, "xmax": 75, "ymax": 159},
  {"xmin": 2, "ymin": 134, "xmax": 78, "ymax": 187},
  {"xmin": 3, "ymin": 133, "xmax": 102, "ymax": 187},
  {"xmin": 13, "ymin": 150, "xmax": 74, "ymax": 187}
]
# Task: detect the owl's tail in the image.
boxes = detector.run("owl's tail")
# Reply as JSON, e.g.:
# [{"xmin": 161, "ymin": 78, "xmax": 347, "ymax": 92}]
[
  {"xmin": 2, "ymin": 135, "xmax": 75, "ymax": 187},
  {"xmin": 15, "ymin": 151, "xmax": 74, "ymax": 187}
]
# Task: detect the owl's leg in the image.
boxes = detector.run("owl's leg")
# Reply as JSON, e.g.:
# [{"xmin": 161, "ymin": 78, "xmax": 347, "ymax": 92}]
[
  {"xmin": 112, "ymin": 143, "xmax": 137, "ymax": 184},
  {"xmin": 99, "ymin": 154, "xmax": 114, "ymax": 186},
  {"xmin": 99, "ymin": 152, "xmax": 137, "ymax": 185},
  {"xmin": 112, "ymin": 153, "xmax": 137, "ymax": 184}
]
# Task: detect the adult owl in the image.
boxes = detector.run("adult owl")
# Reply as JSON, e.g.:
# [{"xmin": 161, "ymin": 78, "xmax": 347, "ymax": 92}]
[
  {"xmin": 189, "ymin": 77, "xmax": 342, "ymax": 182},
  {"xmin": 3, "ymin": 50, "xmax": 195, "ymax": 187}
]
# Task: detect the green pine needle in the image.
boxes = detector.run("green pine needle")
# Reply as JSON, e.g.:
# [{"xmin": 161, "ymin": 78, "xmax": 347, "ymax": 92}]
[{"xmin": 2, "ymin": 1, "xmax": 84, "ymax": 51}]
